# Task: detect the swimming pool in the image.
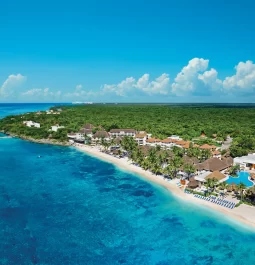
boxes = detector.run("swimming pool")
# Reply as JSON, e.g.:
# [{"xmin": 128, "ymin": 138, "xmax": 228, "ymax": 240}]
[{"xmin": 226, "ymin": 171, "xmax": 254, "ymax": 187}]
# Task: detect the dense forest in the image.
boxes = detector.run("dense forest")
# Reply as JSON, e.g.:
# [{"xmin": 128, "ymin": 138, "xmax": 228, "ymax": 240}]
[{"xmin": 1, "ymin": 104, "xmax": 255, "ymax": 157}]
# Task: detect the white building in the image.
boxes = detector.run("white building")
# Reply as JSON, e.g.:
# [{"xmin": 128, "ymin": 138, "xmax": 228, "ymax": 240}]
[
  {"xmin": 135, "ymin": 131, "xmax": 148, "ymax": 146},
  {"xmin": 46, "ymin": 110, "xmax": 60, "ymax": 115},
  {"xmin": 234, "ymin": 154, "xmax": 255, "ymax": 170},
  {"xmin": 109, "ymin": 129, "xmax": 136, "ymax": 137},
  {"xmin": 169, "ymin": 135, "xmax": 182, "ymax": 141},
  {"xmin": 67, "ymin": 132, "xmax": 85, "ymax": 143},
  {"xmin": 23, "ymin": 121, "xmax": 40, "ymax": 128},
  {"xmin": 160, "ymin": 138, "xmax": 178, "ymax": 149},
  {"xmin": 51, "ymin": 125, "xmax": 65, "ymax": 132}
]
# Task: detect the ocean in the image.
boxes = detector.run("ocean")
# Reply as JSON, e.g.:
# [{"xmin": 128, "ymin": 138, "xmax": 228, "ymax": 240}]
[
  {"xmin": 0, "ymin": 103, "xmax": 68, "ymax": 119},
  {"xmin": 0, "ymin": 103, "xmax": 255, "ymax": 265}
]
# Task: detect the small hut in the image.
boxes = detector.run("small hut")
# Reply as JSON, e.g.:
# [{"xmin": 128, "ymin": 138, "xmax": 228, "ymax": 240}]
[{"xmin": 188, "ymin": 177, "xmax": 200, "ymax": 189}]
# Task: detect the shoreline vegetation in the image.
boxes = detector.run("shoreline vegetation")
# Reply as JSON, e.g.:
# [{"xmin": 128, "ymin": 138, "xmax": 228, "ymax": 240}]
[
  {"xmin": 1, "ymin": 104, "xmax": 255, "ymax": 229},
  {"xmin": 3, "ymin": 133, "xmax": 255, "ymax": 230},
  {"xmin": 74, "ymin": 144, "xmax": 255, "ymax": 230}
]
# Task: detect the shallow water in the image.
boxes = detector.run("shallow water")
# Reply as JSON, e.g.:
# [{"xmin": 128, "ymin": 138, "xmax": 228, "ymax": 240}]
[{"xmin": 0, "ymin": 136, "xmax": 255, "ymax": 265}]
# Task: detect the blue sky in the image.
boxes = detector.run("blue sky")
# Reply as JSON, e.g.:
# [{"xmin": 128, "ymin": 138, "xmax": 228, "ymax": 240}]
[{"xmin": 0, "ymin": 0, "xmax": 255, "ymax": 103}]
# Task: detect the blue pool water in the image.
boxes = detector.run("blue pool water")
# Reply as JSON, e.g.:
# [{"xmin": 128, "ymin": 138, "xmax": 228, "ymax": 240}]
[
  {"xmin": 227, "ymin": 171, "xmax": 253, "ymax": 187},
  {"xmin": 1, "ymin": 104, "xmax": 255, "ymax": 264}
]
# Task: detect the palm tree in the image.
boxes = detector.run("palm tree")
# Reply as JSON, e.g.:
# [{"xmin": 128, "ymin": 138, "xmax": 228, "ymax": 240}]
[
  {"xmin": 155, "ymin": 145, "xmax": 161, "ymax": 152},
  {"xmin": 244, "ymin": 186, "xmax": 255, "ymax": 204},
  {"xmin": 205, "ymin": 177, "xmax": 218, "ymax": 192},
  {"xmin": 183, "ymin": 163, "xmax": 196, "ymax": 179},
  {"xmin": 141, "ymin": 158, "xmax": 150, "ymax": 170},
  {"xmin": 169, "ymin": 156, "xmax": 183, "ymax": 179},
  {"xmin": 219, "ymin": 181, "xmax": 228, "ymax": 191},
  {"xmin": 163, "ymin": 164, "xmax": 175, "ymax": 179},
  {"xmin": 218, "ymin": 181, "xmax": 229, "ymax": 196},
  {"xmin": 172, "ymin": 146, "xmax": 184, "ymax": 157},
  {"xmin": 205, "ymin": 178, "xmax": 213, "ymax": 192},
  {"xmin": 210, "ymin": 177, "xmax": 218, "ymax": 192},
  {"xmin": 201, "ymin": 149, "xmax": 211, "ymax": 161},
  {"xmin": 229, "ymin": 165, "xmax": 240, "ymax": 177},
  {"xmin": 151, "ymin": 162, "xmax": 162, "ymax": 175},
  {"xmin": 148, "ymin": 148, "xmax": 157, "ymax": 164},
  {"xmin": 236, "ymin": 182, "xmax": 246, "ymax": 202}
]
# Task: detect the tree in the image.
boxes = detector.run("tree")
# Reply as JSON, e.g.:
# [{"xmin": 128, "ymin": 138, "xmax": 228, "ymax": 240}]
[
  {"xmin": 183, "ymin": 163, "xmax": 196, "ymax": 179},
  {"xmin": 151, "ymin": 162, "xmax": 162, "ymax": 175},
  {"xmin": 229, "ymin": 165, "xmax": 240, "ymax": 177},
  {"xmin": 172, "ymin": 146, "xmax": 184, "ymax": 158},
  {"xmin": 168, "ymin": 156, "xmax": 183, "ymax": 179},
  {"xmin": 201, "ymin": 149, "xmax": 212, "ymax": 161},
  {"xmin": 163, "ymin": 164, "xmax": 175, "ymax": 179},
  {"xmin": 141, "ymin": 158, "xmax": 150, "ymax": 170},
  {"xmin": 205, "ymin": 179, "xmax": 213, "ymax": 192},
  {"xmin": 218, "ymin": 181, "xmax": 228, "ymax": 195},
  {"xmin": 205, "ymin": 177, "xmax": 218, "ymax": 192},
  {"xmin": 237, "ymin": 183, "xmax": 246, "ymax": 201}
]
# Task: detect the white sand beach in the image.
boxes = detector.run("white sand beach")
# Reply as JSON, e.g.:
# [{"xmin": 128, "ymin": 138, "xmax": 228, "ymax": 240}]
[{"xmin": 75, "ymin": 144, "xmax": 255, "ymax": 230}]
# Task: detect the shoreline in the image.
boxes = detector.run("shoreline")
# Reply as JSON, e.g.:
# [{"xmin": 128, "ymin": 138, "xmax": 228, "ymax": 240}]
[
  {"xmin": 4, "ymin": 133, "xmax": 71, "ymax": 146},
  {"xmin": 75, "ymin": 144, "xmax": 255, "ymax": 230},
  {"xmin": 2, "ymin": 133, "xmax": 255, "ymax": 230}
]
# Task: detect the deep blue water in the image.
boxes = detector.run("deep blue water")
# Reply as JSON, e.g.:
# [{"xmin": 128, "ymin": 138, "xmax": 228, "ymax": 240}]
[{"xmin": 1, "ymin": 104, "xmax": 255, "ymax": 265}]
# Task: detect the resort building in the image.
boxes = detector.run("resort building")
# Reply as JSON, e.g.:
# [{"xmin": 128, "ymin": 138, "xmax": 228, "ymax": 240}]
[
  {"xmin": 135, "ymin": 131, "xmax": 148, "ymax": 146},
  {"xmin": 109, "ymin": 129, "xmax": 136, "ymax": 137},
  {"xmin": 222, "ymin": 156, "xmax": 234, "ymax": 168},
  {"xmin": 195, "ymin": 157, "xmax": 229, "ymax": 183},
  {"xmin": 23, "ymin": 121, "xmax": 40, "ymax": 128},
  {"xmin": 79, "ymin": 124, "xmax": 95, "ymax": 137},
  {"xmin": 67, "ymin": 132, "xmax": 86, "ymax": 143},
  {"xmin": 46, "ymin": 110, "xmax": 61, "ymax": 115},
  {"xmin": 169, "ymin": 135, "xmax": 182, "ymax": 141},
  {"xmin": 92, "ymin": 130, "xmax": 110, "ymax": 144},
  {"xmin": 160, "ymin": 138, "xmax": 176, "ymax": 149},
  {"xmin": 51, "ymin": 125, "xmax": 65, "ymax": 132},
  {"xmin": 234, "ymin": 154, "xmax": 255, "ymax": 170},
  {"xmin": 199, "ymin": 144, "xmax": 217, "ymax": 151},
  {"xmin": 146, "ymin": 137, "xmax": 161, "ymax": 147}
]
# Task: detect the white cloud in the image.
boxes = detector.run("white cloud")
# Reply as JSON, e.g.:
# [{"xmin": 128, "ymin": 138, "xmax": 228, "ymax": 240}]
[
  {"xmin": 0, "ymin": 74, "xmax": 27, "ymax": 96},
  {"xmin": 171, "ymin": 58, "xmax": 209, "ymax": 96},
  {"xmin": 101, "ymin": 73, "xmax": 171, "ymax": 96},
  {"xmin": 64, "ymin": 87, "xmax": 98, "ymax": 98},
  {"xmin": 22, "ymin": 88, "xmax": 61, "ymax": 98},
  {"xmin": 223, "ymin": 60, "xmax": 255, "ymax": 92},
  {"xmin": 198, "ymin": 68, "xmax": 222, "ymax": 90},
  {"xmin": 22, "ymin": 88, "xmax": 42, "ymax": 96}
]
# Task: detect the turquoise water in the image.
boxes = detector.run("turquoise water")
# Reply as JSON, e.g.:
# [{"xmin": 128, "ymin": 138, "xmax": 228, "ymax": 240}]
[
  {"xmin": 227, "ymin": 171, "xmax": 253, "ymax": 187},
  {"xmin": 1, "ymin": 105, "xmax": 255, "ymax": 264}
]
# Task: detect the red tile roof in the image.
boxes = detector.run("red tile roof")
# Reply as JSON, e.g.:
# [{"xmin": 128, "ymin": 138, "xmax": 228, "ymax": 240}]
[{"xmin": 199, "ymin": 144, "xmax": 216, "ymax": 150}]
